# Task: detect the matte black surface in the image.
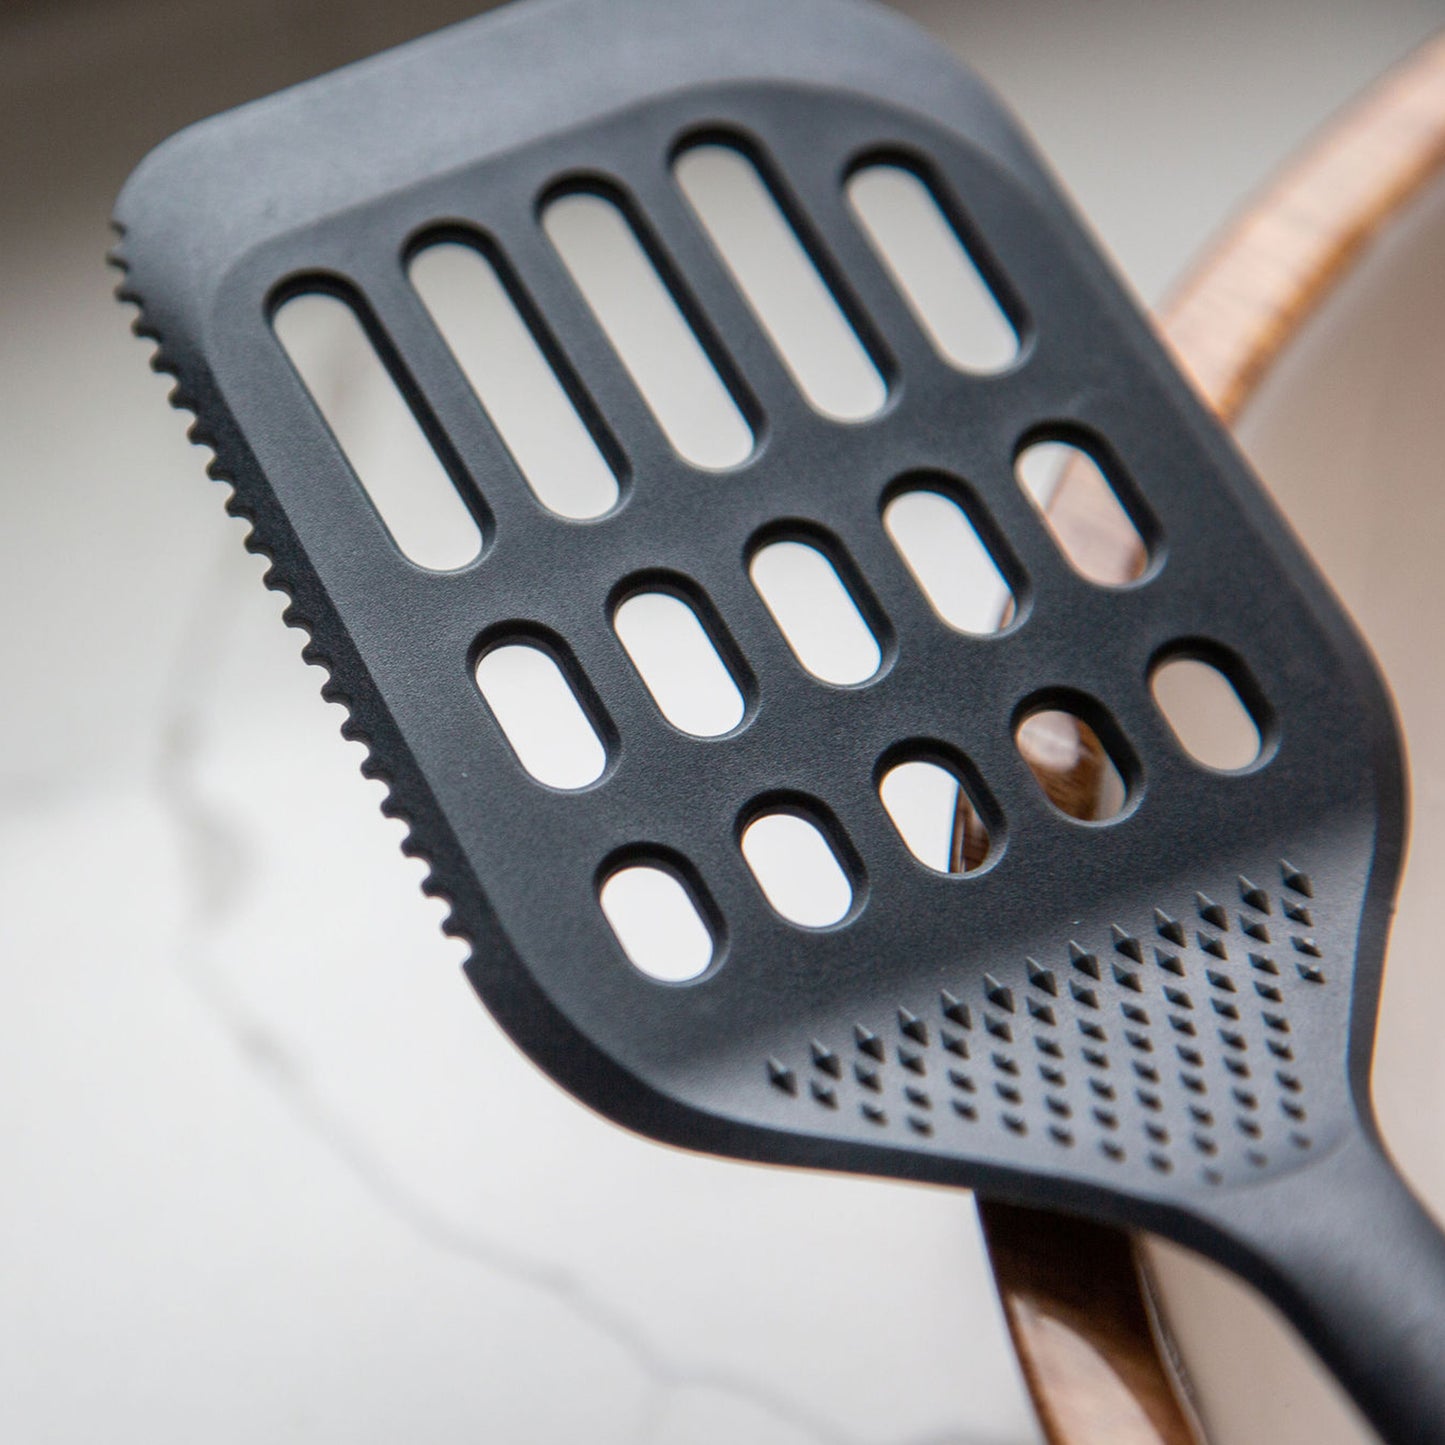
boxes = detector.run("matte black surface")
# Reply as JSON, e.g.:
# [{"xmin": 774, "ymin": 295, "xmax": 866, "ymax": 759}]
[{"xmin": 114, "ymin": 1, "xmax": 1445, "ymax": 1436}]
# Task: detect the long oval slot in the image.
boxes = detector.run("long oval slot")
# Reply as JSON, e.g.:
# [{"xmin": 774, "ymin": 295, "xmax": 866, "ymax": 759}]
[
  {"xmin": 879, "ymin": 758, "xmax": 993, "ymax": 873},
  {"xmin": 1016, "ymin": 439, "xmax": 1148, "ymax": 586},
  {"xmin": 884, "ymin": 488, "xmax": 1014, "ymax": 634},
  {"xmin": 274, "ymin": 290, "xmax": 482, "ymax": 570},
  {"xmin": 543, "ymin": 191, "xmax": 753, "ymax": 470},
  {"xmin": 1016, "ymin": 708, "xmax": 1128, "ymax": 822},
  {"xmin": 749, "ymin": 540, "xmax": 881, "ymax": 685},
  {"xmin": 601, "ymin": 862, "xmax": 715, "ymax": 982},
  {"xmin": 613, "ymin": 590, "xmax": 744, "ymax": 737},
  {"xmin": 675, "ymin": 143, "xmax": 885, "ymax": 422},
  {"xmin": 1152, "ymin": 655, "xmax": 1262, "ymax": 771},
  {"xmin": 741, "ymin": 811, "xmax": 853, "ymax": 927},
  {"xmin": 475, "ymin": 642, "xmax": 605, "ymax": 789},
  {"xmin": 846, "ymin": 164, "xmax": 1018, "ymax": 374},
  {"xmin": 409, "ymin": 240, "xmax": 619, "ymax": 520}
]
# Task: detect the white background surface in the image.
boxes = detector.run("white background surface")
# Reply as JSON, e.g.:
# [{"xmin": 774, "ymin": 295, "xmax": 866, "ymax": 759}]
[{"xmin": 2, "ymin": 1, "xmax": 1443, "ymax": 1440}]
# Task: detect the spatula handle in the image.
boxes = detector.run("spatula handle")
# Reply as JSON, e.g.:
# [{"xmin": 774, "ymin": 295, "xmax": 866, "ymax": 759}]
[{"xmin": 1220, "ymin": 1132, "xmax": 1445, "ymax": 1443}]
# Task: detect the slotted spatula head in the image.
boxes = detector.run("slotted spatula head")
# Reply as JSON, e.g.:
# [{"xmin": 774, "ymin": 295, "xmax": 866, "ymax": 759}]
[{"xmin": 114, "ymin": 2, "xmax": 1445, "ymax": 1438}]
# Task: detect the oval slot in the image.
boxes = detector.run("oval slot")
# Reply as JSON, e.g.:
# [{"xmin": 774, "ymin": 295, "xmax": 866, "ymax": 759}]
[
  {"xmin": 1016, "ymin": 709, "xmax": 1128, "ymax": 822},
  {"xmin": 883, "ymin": 489, "xmax": 1014, "ymax": 634},
  {"xmin": 741, "ymin": 812, "xmax": 853, "ymax": 927},
  {"xmin": 601, "ymin": 863, "xmax": 714, "ymax": 982},
  {"xmin": 1152, "ymin": 656, "xmax": 1262, "ymax": 771},
  {"xmin": 675, "ymin": 144, "xmax": 885, "ymax": 422},
  {"xmin": 879, "ymin": 759, "xmax": 992, "ymax": 873},
  {"xmin": 1016, "ymin": 440, "xmax": 1147, "ymax": 586},
  {"xmin": 475, "ymin": 642, "xmax": 605, "ymax": 789},
  {"xmin": 749, "ymin": 540, "xmax": 881, "ymax": 685},
  {"xmin": 846, "ymin": 164, "xmax": 1018, "ymax": 374},
  {"xmin": 613, "ymin": 591, "xmax": 744, "ymax": 737},
  {"xmin": 409, "ymin": 241, "xmax": 619, "ymax": 520},
  {"xmin": 273, "ymin": 290, "xmax": 482, "ymax": 570},
  {"xmin": 543, "ymin": 191, "xmax": 753, "ymax": 470}
]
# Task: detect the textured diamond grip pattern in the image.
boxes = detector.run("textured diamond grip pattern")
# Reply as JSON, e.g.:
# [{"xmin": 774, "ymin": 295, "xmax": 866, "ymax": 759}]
[
  {"xmin": 114, "ymin": 3, "xmax": 1445, "ymax": 1439},
  {"xmin": 767, "ymin": 864, "xmax": 1330, "ymax": 1187}
]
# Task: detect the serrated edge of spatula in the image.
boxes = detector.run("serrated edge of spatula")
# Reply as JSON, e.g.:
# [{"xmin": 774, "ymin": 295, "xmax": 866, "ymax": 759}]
[{"xmin": 109, "ymin": 229, "xmax": 486, "ymax": 971}]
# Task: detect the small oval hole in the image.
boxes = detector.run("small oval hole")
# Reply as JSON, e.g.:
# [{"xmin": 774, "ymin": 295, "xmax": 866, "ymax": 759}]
[
  {"xmin": 846, "ymin": 163, "xmax": 1018, "ymax": 373},
  {"xmin": 883, "ymin": 488, "xmax": 1014, "ymax": 634},
  {"xmin": 273, "ymin": 290, "xmax": 482, "ymax": 570},
  {"xmin": 749, "ymin": 540, "xmax": 881, "ymax": 685},
  {"xmin": 409, "ymin": 240, "xmax": 619, "ymax": 520},
  {"xmin": 475, "ymin": 642, "xmax": 606, "ymax": 789},
  {"xmin": 879, "ymin": 758, "xmax": 993, "ymax": 873},
  {"xmin": 675, "ymin": 143, "xmax": 885, "ymax": 422},
  {"xmin": 1016, "ymin": 709, "xmax": 1128, "ymax": 822},
  {"xmin": 1152, "ymin": 656, "xmax": 1262, "ymax": 771},
  {"xmin": 1016, "ymin": 440, "xmax": 1147, "ymax": 586},
  {"xmin": 543, "ymin": 191, "xmax": 753, "ymax": 470},
  {"xmin": 741, "ymin": 811, "xmax": 853, "ymax": 927},
  {"xmin": 613, "ymin": 590, "xmax": 745, "ymax": 737},
  {"xmin": 600, "ymin": 862, "xmax": 715, "ymax": 982}
]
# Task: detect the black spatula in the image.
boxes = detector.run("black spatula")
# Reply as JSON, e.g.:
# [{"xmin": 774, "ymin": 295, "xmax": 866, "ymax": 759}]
[{"xmin": 113, "ymin": 1, "xmax": 1445, "ymax": 1436}]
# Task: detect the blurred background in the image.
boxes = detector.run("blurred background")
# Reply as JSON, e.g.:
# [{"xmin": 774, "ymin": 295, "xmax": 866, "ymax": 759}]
[{"xmin": 3, "ymin": 1, "xmax": 1444, "ymax": 1441}]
